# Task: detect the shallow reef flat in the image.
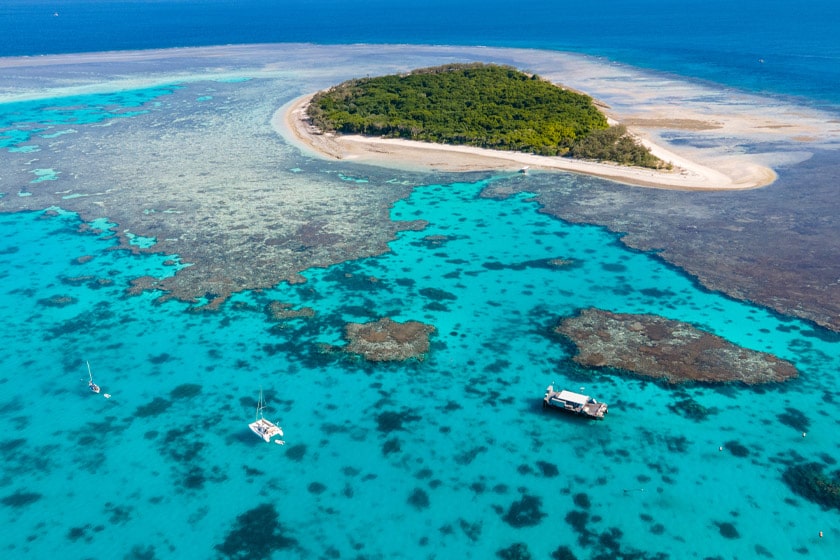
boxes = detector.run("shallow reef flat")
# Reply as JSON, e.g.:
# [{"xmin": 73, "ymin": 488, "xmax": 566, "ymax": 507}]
[
  {"xmin": 0, "ymin": 43, "xmax": 838, "ymax": 328},
  {"xmin": 1, "ymin": 148, "xmax": 839, "ymax": 559},
  {"xmin": 557, "ymin": 308, "xmax": 798, "ymax": 384},
  {"xmin": 342, "ymin": 317, "xmax": 435, "ymax": 362}
]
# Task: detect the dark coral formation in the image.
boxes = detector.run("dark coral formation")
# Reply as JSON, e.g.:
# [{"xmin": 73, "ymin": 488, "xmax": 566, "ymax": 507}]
[
  {"xmin": 563, "ymin": 509, "xmax": 668, "ymax": 559},
  {"xmin": 382, "ymin": 437, "xmax": 401, "ymax": 455},
  {"xmin": 459, "ymin": 518, "xmax": 482, "ymax": 541},
  {"xmin": 497, "ymin": 542, "xmax": 533, "ymax": 560},
  {"xmin": 169, "ymin": 383, "xmax": 202, "ymax": 399},
  {"xmin": 723, "ymin": 440, "xmax": 750, "ymax": 457},
  {"xmin": 556, "ymin": 308, "xmax": 798, "ymax": 384},
  {"xmin": 782, "ymin": 462, "xmax": 840, "ymax": 511},
  {"xmin": 501, "ymin": 495, "xmax": 546, "ymax": 528},
  {"xmin": 38, "ymin": 295, "xmax": 77, "ymax": 307},
  {"xmin": 344, "ymin": 317, "xmax": 435, "ymax": 361},
  {"xmin": 573, "ymin": 493, "xmax": 591, "ymax": 509},
  {"xmin": 284, "ymin": 444, "xmax": 307, "ymax": 462},
  {"xmin": 715, "ymin": 521, "xmax": 740, "ymax": 539},
  {"xmin": 408, "ymin": 488, "xmax": 430, "ymax": 510},
  {"xmin": 537, "ymin": 461, "xmax": 560, "ymax": 478},
  {"xmin": 418, "ymin": 287, "xmax": 457, "ymax": 302},
  {"xmin": 215, "ymin": 504, "xmax": 297, "ymax": 560},
  {"xmin": 124, "ymin": 545, "xmax": 157, "ymax": 559},
  {"xmin": 1, "ymin": 490, "xmax": 42, "ymax": 508},
  {"xmin": 777, "ymin": 407, "xmax": 810, "ymax": 432},
  {"xmin": 482, "ymin": 257, "xmax": 576, "ymax": 271},
  {"xmin": 375, "ymin": 409, "xmax": 421, "ymax": 433},
  {"xmin": 551, "ymin": 546, "xmax": 578, "ymax": 560},
  {"xmin": 667, "ymin": 397, "xmax": 717, "ymax": 421},
  {"xmin": 66, "ymin": 524, "xmax": 102, "ymax": 543},
  {"xmin": 454, "ymin": 446, "xmax": 488, "ymax": 465},
  {"xmin": 134, "ymin": 397, "xmax": 173, "ymax": 418},
  {"xmin": 265, "ymin": 301, "xmax": 315, "ymax": 321}
]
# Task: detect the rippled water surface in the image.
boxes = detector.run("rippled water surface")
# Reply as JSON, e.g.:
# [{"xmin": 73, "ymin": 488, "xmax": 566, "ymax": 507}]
[
  {"xmin": 1, "ymin": 167, "xmax": 839, "ymax": 558},
  {"xmin": 1, "ymin": 39, "xmax": 839, "ymax": 559}
]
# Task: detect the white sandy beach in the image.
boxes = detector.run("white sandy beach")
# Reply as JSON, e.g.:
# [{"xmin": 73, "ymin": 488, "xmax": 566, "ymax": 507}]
[{"xmin": 276, "ymin": 93, "xmax": 777, "ymax": 191}]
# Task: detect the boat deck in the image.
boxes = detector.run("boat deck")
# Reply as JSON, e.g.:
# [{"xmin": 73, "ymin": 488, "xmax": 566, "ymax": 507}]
[
  {"xmin": 543, "ymin": 385, "xmax": 607, "ymax": 419},
  {"xmin": 249, "ymin": 418, "xmax": 284, "ymax": 443}
]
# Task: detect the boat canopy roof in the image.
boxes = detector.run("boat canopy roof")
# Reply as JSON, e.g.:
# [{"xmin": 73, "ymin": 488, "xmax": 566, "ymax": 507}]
[{"xmin": 556, "ymin": 390, "xmax": 590, "ymax": 405}]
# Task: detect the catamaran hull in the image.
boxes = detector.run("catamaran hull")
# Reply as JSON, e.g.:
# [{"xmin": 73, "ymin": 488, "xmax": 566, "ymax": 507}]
[{"xmin": 249, "ymin": 419, "xmax": 284, "ymax": 443}]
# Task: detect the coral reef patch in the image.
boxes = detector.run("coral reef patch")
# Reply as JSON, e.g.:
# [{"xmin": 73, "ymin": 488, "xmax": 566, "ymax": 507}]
[
  {"xmin": 667, "ymin": 396, "xmax": 717, "ymax": 421},
  {"xmin": 169, "ymin": 383, "xmax": 202, "ymax": 399},
  {"xmin": 556, "ymin": 308, "xmax": 797, "ymax": 384},
  {"xmin": 497, "ymin": 542, "xmax": 533, "ymax": 560},
  {"xmin": 501, "ymin": 494, "xmax": 546, "ymax": 528},
  {"xmin": 214, "ymin": 503, "xmax": 298, "ymax": 560},
  {"xmin": 265, "ymin": 301, "xmax": 315, "ymax": 321},
  {"xmin": 38, "ymin": 295, "xmax": 77, "ymax": 307},
  {"xmin": 343, "ymin": 317, "xmax": 435, "ymax": 361},
  {"xmin": 1, "ymin": 490, "xmax": 42, "ymax": 508},
  {"xmin": 408, "ymin": 488, "xmax": 430, "ymax": 510},
  {"xmin": 715, "ymin": 521, "xmax": 740, "ymax": 539},
  {"xmin": 781, "ymin": 462, "xmax": 840, "ymax": 511}
]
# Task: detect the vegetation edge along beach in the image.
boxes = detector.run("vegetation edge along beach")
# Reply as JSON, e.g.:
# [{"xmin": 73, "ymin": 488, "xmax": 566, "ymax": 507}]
[
  {"xmin": 307, "ymin": 63, "xmax": 668, "ymax": 169},
  {"xmin": 278, "ymin": 63, "xmax": 777, "ymax": 190}
]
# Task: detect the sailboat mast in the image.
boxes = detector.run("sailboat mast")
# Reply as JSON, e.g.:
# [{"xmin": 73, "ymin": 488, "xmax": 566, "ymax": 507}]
[
  {"xmin": 86, "ymin": 361, "xmax": 93, "ymax": 382},
  {"xmin": 256, "ymin": 388, "xmax": 264, "ymax": 421}
]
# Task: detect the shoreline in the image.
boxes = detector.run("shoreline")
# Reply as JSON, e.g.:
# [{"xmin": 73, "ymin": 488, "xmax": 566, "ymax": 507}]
[{"xmin": 275, "ymin": 93, "xmax": 778, "ymax": 191}]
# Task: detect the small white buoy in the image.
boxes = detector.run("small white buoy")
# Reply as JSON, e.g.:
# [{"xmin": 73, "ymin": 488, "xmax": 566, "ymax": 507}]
[
  {"xmin": 719, "ymin": 446, "xmax": 723, "ymax": 452},
  {"xmin": 802, "ymin": 432, "xmax": 807, "ymax": 437},
  {"xmin": 819, "ymin": 531, "xmax": 823, "ymax": 538},
  {"xmin": 104, "ymin": 393, "xmax": 112, "ymax": 399}
]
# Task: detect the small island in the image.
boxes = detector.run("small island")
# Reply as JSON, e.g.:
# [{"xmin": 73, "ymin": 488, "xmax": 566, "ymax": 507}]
[
  {"xmin": 307, "ymin": 63, "xmax": 667, "ymax": 169},
  {"xmin": 279, "ymin": 64, "xmax": 777, "ymax": 190}
]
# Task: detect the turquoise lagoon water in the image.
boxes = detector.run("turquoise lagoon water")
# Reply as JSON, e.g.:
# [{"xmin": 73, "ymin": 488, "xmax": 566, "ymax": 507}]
[
  {"xmin": 0, "ymin": 86, "xmax": 181, "ymax": 152},
  {"xmin": 1, "ymin": 159, "xmax": 839, "ymax": 558},
  {"xmin": 0, "ymin": 8, "xmax": 838, "ymax": 557}
]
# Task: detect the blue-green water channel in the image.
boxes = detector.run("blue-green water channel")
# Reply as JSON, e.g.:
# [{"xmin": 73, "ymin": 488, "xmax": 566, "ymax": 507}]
[{"xmin": 0, "ymin": 170, "xmax": 838, "ymax": 558}]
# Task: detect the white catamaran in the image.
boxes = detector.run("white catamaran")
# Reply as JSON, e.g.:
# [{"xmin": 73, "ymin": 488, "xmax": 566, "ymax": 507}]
[{"xmin": 249, "ymin": 388, "xmax": 285, "ymax": 445}]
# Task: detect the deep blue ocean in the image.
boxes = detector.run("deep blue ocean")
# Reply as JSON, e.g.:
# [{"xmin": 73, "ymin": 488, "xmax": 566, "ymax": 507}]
[
  {"xmin": 2, "ymin": 2, "xmax": 840, "ymax": 559},
  {"xmin": 2, "ymin": 0, "xmax": 840, "ymax": 106}
]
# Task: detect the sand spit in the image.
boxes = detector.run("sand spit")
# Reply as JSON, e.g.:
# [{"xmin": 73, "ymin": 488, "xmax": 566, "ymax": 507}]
[{"xmin": 277, "ymin": 93, "xmax": 776, "ymax": 191}]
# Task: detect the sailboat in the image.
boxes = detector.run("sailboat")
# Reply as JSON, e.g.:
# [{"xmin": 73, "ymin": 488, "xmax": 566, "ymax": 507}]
[
  {"xmin": 86, "ymin": 361, "xmax": 111, "ymax": 399},
  {"xmin": 248, "ymin": 388, "xmax": 284, "ymax": 444},
  {"xmin": 87, "ymin": 361, "xmax": 101, "ymax": 393}
]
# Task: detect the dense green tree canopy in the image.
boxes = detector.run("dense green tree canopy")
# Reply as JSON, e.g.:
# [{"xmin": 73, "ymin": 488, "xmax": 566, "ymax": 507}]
[{"xmin": 307, "ymin": 63, "xmax": 666, "ymax": 168}]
